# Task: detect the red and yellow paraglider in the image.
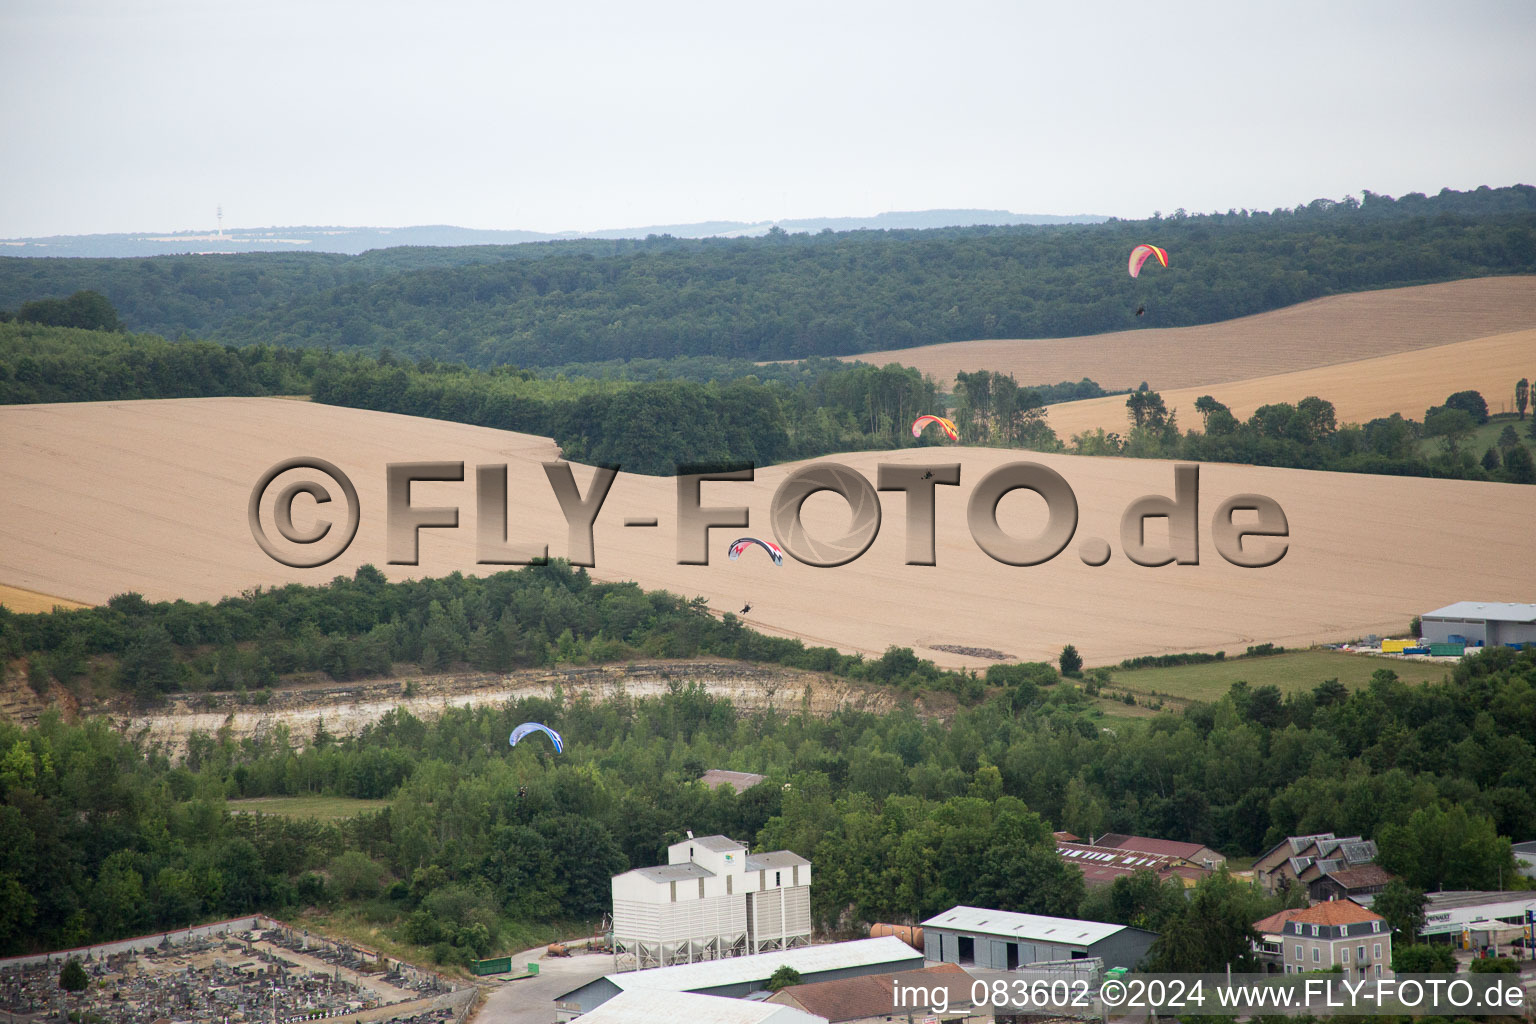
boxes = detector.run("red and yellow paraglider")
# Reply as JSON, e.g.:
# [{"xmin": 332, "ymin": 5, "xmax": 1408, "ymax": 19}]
[
  {"xmin": 911, "ymin": 414, "xmax": 959, "ymax": 442},
  {"xmin": 1128, "ymin": 244, "xmax": 1169, "ymax": 278}
]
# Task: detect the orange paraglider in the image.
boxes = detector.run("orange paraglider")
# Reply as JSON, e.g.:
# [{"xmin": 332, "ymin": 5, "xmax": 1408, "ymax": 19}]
[{"xmin": 911, "ymin": 414, "xmax": 959, "ymax": 441}]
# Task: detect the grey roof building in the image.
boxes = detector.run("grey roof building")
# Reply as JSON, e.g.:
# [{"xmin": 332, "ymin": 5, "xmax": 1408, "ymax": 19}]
[
  {"xmin": 920, "ymin": 906, "xmax": 1158, "ymax": 972},
  {"xmin": 1255, "ymin": 834, "xmax": 1379, "ymax": 894},
  {"xmin": 1420, "ymin": 602, "xmax": 1536, "ymax": 646}
]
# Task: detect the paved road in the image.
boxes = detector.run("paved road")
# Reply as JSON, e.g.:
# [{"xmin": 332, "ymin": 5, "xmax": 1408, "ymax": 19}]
[{"xmin": 471, "ymin": 944, "xmax": 615, "ymax": 1024}]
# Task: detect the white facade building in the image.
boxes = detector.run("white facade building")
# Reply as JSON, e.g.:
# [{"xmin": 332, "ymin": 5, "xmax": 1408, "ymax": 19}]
[{"xmin": 611, "ymin": 835, "xmax": 812, "ymax": 970}]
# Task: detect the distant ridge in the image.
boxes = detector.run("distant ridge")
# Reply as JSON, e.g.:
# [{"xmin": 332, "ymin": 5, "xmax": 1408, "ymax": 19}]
[{"xmin": 0, "ymin": 210, "xmax": 1107, "ymax": 258}]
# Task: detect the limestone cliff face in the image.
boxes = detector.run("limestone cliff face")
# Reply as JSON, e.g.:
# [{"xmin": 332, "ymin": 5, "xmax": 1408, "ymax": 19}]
[
  {"xmin": 0, "ymin": 661, "xmax": 81, "ymax": 728},
  {"xmin": 63, "ymin": 660, "xmax": 915, "ymax": 757}
]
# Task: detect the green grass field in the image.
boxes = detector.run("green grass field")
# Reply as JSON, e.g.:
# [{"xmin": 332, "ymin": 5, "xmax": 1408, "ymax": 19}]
[
  {"xmin": 1102, "ymin": 649, "xmax": 1455, "ymax": 704},
  {"xmin": 228, "ymin": 796, "xmax": 390, "ymax": 819},
  {"xmin": 1415, "ymin": 413, "xmax": 1532, "ymax": 461}
]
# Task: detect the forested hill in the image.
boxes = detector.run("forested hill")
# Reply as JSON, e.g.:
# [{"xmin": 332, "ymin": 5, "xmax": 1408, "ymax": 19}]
[
  {"xmin": 0, "ymin": 210, "xmax": 1106, "ymax": 258},
  {"xmin": 2, "ymin": 184, "xmax": 1534, "ymax": 366}
]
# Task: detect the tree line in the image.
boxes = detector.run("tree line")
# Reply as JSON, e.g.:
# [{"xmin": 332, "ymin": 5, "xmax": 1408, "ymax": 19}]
[
  {"xmin": 3, "ymin": 185, "xmax": 1534, "ymax": 366},
  {"xmin": 0, "ymin": 321, "xmax": 331, "ymax": 404},
  {"xmin": 0, "ymin": 323, "xmax": 969, "ymax": 475},
  {"xmin": 1072, "ymin": 387, "xmax": 1536, "ymax": 485},
  {"xmin": 3, "ymin": 562, "xmax": 987, "ymax": 705},
  {"xmin": 8, "ymin": 320, "xmax": 1529, "ymax": 486}
]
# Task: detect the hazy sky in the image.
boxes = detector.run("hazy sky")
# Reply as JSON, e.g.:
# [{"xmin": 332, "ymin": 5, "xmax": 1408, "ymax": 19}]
[{"xmin": 2, "ymin": 0, "xmax": 1533, "ymax": 237}]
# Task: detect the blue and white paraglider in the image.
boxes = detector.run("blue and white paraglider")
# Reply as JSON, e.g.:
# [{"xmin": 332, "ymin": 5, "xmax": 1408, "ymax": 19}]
[{"xmin": 509, "ymin": 722, "xmax": 564, "ymax": 753}]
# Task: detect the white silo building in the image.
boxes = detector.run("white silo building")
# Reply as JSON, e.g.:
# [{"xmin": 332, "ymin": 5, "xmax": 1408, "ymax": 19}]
[{"xmin": 610, "ymin": 834, "xmax": 812, "ymax": 970}]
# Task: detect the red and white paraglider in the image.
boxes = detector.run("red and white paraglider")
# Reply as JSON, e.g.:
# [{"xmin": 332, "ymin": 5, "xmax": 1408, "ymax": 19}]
[{"xmin": 728, "ymin": 537, "xmax": 784, "ymax": 567}]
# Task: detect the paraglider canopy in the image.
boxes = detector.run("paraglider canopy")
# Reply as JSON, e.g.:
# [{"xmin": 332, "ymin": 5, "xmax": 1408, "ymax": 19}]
[
  {"xmin": 911, "ymin": 414, "xmax": 959, "ymax": 441},
  {"xmin": 510, "ymin": 722, "xmax": 564, "ymax": 753},
  {"xmin": 1128, "ymin": 244, "xmax": 1169, "ymax": 278},
  {"xmin": 728, "ymin": 537, "xmax": 784, "ymax": 566}
]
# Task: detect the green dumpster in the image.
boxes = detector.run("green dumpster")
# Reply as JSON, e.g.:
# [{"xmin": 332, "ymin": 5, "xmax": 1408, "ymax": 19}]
[{"xmin": 470, "ymin": 956, "xmax": 513, "ymax": 975}]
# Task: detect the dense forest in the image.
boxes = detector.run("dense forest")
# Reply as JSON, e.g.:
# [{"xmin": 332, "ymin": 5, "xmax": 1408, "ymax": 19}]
[
  {"xmin": 0, "ymin": 322, "xmax": 329, "ymax": 403},
  {"xmin": 2, "ymin": 564, "xmax": 1531, "ymax": 966},
  {"xmin": 3, "ymin": 185, "xmax": 1534, "ymax": 366}
]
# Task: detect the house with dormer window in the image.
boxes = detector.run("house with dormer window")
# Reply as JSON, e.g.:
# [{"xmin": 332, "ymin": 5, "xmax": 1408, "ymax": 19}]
[{"xmin": 1267, "ymin": 901, "xmax": 1393, "ymax": 979}]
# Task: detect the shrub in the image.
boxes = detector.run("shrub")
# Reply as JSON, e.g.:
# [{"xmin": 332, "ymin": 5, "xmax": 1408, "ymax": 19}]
[
  {"xmin": 1469, "ymin": 956, "xmax": 1517, "ymax": 973},
  {"xmin": 767, "ymin": 965, "xmax": 802, "ymax": 991}
]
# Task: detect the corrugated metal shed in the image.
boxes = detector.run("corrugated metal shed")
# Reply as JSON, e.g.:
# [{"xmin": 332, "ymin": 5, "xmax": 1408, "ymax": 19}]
[
  {"xmin": 611, "ymin": 937, "xmax": 921, "ymax": 993},
  {"xmin": 1094, "ymin": 833, "xmax": 1209, "ymax": 861},
  {"xmin": 920, "ymin": 906, "xmax": 1127, "ymax": 945}
]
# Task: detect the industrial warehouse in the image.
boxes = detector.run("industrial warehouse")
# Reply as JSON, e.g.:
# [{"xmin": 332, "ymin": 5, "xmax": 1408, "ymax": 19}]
[
  {"xmin": 1419, "ymin": 601, "xmax": 1536, "ymax": 647},
  {"xmin": 919, "ymin": 906, "xmax": 1158, "ymax": 973}
]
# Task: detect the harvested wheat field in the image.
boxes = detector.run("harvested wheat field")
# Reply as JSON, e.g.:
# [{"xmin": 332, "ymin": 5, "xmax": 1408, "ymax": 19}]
[
  {"xmin": 2, "ymin": 397, "xmax": 1532, "ymax": 668},
  {"xmin": 0, "ymin": 584, "xmax": 90, "ymax": 614},
  {"xmin": 844, "ymin": 277, "xmax": 1536, "ymax": 392},
  {"xmin": 1045, "ymin": 327, "xmax": 1536, "ymax": 441}
]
